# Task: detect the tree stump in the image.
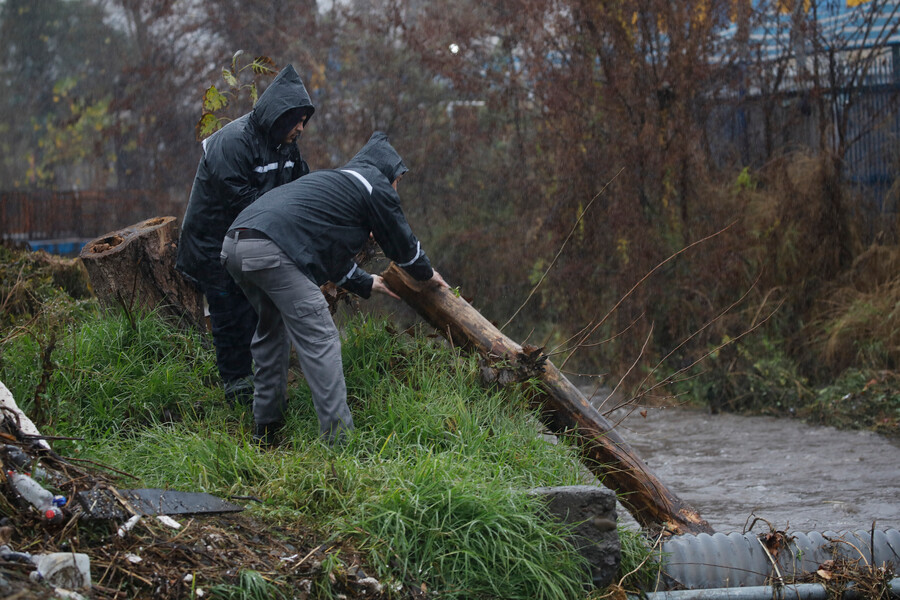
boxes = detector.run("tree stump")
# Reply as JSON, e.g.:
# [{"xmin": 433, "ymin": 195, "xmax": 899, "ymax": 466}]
[{"xmin": 79, "ymin": 217, "xmax": 206, "ymax": 333}]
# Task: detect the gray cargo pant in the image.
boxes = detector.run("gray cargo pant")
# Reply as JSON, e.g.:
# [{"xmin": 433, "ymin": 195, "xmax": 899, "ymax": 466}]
[{"xmin": 221, "ymin": 233, "xmax": 354, "ymax": 444}]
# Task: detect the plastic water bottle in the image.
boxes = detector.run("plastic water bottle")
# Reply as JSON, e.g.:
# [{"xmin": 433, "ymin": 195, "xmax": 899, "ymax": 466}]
[
  {"xmin": 2, "ymin": 446, "xmax": 53, "ymax": 483},
  {"xmin": 6, "ymin": 471, "xmax": 64, "ymax": 522}
]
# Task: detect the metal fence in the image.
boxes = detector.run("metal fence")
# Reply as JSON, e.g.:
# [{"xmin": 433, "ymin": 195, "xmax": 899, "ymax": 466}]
[
  {"xmin": 1, "ymin": 189, "xmax": 186, "ymax": 247},
  {"xmin": 708, "ymin": 43, "xmax": 900, "ymax": 235},
  {"xmin": 840, "ymin": 52, "xmax": 900, "ymax": 214}
]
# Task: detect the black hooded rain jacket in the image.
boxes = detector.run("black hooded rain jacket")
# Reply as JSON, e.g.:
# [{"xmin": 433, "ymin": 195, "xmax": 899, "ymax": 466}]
[
  {"xmin": 177, "ymin": 64, "xmax": 315, "ymax": 287},
  {"xmin": 228, "ymin": 131, "xmax": 433, "ymax": 298}
]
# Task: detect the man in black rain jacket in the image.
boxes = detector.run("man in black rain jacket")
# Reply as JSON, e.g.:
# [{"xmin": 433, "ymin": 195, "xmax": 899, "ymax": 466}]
[
  {"xmin": 221, "ymin": 131, "xmax": 447, "ymax": 445},
  {"xmin": 177, "ymin": 64, "xmax": 315, "ymax": 405}
]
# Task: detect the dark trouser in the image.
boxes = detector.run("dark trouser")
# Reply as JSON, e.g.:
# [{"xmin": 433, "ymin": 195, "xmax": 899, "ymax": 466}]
[{"xmin": 201, "ymin": 273, "xmax": 257, "ymax": 402}]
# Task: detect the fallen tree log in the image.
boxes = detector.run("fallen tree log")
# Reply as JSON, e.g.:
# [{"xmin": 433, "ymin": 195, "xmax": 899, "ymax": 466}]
[
  {"xmin": 79, "ymin": 216, "xmax": 206, "ymax": 332},
  {"xmin": 382, "ymin": 263, "xmax": 713, "ymax": 536}
]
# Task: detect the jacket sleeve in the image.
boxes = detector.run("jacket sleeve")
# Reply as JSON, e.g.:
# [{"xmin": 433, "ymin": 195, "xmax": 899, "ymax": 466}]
[
  {"xmin": 335, "ymin": 262, "xmax": 374, "ymax": 299},
  {"xmin": 369, "ymin": 188, "xmax": 434, "ymax": 281}
]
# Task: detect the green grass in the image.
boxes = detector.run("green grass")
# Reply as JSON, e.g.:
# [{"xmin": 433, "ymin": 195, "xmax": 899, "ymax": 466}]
[
  {"xmin": 208, "ymin": 569, "xmax": 286, "ymax": 600},
  {"xmin": 2, "ymin": 301, "xmax": 611, "ymax": 598},
  {"xmin": 801, "ymin": 368, "xmax": 900, "ymax": 434},
  {"xmin": 2, "ymin": 303, "xmax": 219, "ymax": 437}
]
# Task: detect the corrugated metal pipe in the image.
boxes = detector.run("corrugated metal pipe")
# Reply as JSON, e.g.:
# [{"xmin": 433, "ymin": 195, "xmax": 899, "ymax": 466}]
[
  {"xmin": 633, "ymin": 529, "xmax": 900, "ymax": 599},
  {"xmin": 632, "ymin": 579, "xmax": 899, "ymax": 599}
]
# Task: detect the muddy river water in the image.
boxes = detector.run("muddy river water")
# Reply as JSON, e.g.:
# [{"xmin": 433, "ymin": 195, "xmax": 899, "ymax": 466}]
[{"xmin": 597, "ymin": 404, "xmax": 900, "ymax": 534}]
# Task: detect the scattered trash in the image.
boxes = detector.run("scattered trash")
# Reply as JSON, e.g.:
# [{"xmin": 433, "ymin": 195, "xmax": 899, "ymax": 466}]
[
  {"xmin": 50, "ymin": 588, "xmax": 88, "ymax": 600},
  {"xmin": 2, "ymin": 444, "xmax": 52, "ymax": 481},
  {"xmin": 29, "ymin": 552, "xmax": 91, "ymax": 589},
  {"xmin": 0, "ymin": 378, "xmax": 398, "ymax": 600},
  {"xmin": 156, "ymin": 515, "xmax": 182, "ymax": 529},
  {"xmin": 7, "ymin": 470, "xmax": 65, "ymax": 522},
  {"xmin": 117, "ymin": 514, "xmax": 142, "ymax": 537},
  {"xmin": 77, "ymin": 487, "xmax": 244, "ymax": 519},
  {"xmin": 357, "ymin": 576, "xmax": 383, "ymax": 595},
  {"xmin": 0, "ymin": 381, "xmax": 51, "ymax": 450},
  {"xmin": 0, "ymin": 544, "xmax": 33, "ymax": 563}
]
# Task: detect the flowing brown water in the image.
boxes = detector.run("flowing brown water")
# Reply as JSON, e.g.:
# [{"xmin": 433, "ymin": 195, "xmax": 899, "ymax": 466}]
[{"xmin": 600, "ymin": 404, "xmax": 900, "ymax": 533}]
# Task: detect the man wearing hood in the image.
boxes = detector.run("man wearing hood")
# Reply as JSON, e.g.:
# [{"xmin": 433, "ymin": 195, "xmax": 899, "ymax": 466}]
[
  {"xmin": 221, "ymin": 131, "xmax": 447, "ymax": 446},
  {"xmin": 177, "ymin": 64, "xmax": 315, "ymax": 406}
]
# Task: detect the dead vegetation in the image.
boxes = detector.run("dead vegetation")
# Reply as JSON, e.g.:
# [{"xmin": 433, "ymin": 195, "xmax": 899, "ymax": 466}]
[
  {"xmin": 802, "ymin": 557, "xmax": 896, "ymax": 600},
  {"xmin": 746, "ymin": 517, "xmax": 898, "ymax": 600},
  {"xmin": 0, "ymin": 418, "xmax": 408, "ymax": 600},
  {"xmin": 0, "ymin": 243, "xmax": 92, "ymax": 323}
]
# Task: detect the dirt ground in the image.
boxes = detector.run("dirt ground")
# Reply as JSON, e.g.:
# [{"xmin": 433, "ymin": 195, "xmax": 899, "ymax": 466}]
[{"xmin": 0, "ymin": 432, "xmax": 420, "ymax": 600}]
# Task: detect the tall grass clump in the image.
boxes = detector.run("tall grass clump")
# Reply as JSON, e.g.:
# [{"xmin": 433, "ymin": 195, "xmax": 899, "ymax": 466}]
[
  {"xmin": 354, "ymin": 456, "xmax": 587, "ymax": 599},
  {"xmin": 89, "ymin": 424, "xmax": 276, "ymax": 495},
  {"xmin": 616, "ymin": 526, "xmax": 662, "ymax": 594},
  {"xmin": 208, "ymin": 569, "xmax": 286, "ymax": 600},
  {"xmin": 1, "ymin": 299, "xmax": 219, "ymax": 438},
  {"xmin": 63, "ymin": 311, "xmax": 596, "ymax": 599},
  {"xmin": 804, "ymin": 244, "xmax": 900, "ymax": 375}
]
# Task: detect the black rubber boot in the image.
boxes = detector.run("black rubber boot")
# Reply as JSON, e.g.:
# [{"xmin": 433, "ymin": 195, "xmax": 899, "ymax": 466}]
[{"xmin": 252, "ymin": 421, "xmax": 285, "ymax": 448}]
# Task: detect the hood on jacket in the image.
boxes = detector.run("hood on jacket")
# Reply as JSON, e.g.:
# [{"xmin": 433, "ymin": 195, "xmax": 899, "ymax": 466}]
[
  {"xmin": 343, "ymin": 131, "xmax": 409, "ymax": 184},
  {"xmin": 252, "ymin": 64, "xmax": 315, "ymax": 145}
]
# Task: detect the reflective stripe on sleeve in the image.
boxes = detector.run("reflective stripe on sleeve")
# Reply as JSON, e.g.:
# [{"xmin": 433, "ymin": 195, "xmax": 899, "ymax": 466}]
[
  {"xmin": 253, "ymin": 161, "xmax": 295, "ymax": 174},
  {"xmin": 397, "ymin": 241, "xmax": 422, "ymax": 267},
  {"xmin": 254, "ymin": 162, "xmax": 280, "ymax": 174},
  {"xmin": 336, "ymin": 263, "xmax": 359, "ymax": 286}
]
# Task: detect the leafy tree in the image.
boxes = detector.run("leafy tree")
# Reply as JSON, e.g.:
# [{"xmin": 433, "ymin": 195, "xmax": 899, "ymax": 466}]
[
  {"xmin": 0, "ymin": 0, "xmax": 126, "ymax": 188},
  {"xmin": 195, "ymin": 52, "xmax": 278, "ymax": 140}
]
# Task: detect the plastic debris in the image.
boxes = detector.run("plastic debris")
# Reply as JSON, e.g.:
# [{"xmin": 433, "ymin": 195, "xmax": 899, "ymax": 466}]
[
  {"xmin": 0, "ymin": 544, "xmax": 33, "ymax": 563},
  {"xmin": 7, "ymin": 470, "xmax": 64, "ymax": 522},
  {"xmin": 29, "ymin": 552, "xmax": 91, "ymax": 589},
  {"xmin": 2, "ymin": 445, "xmax": 52, "ymax": 481},
  {"xmin": 156, "ymin": 515, "xmax": 181, "ymax": 529},
  {"xmin": 117, "ymin": 514, "xmax": 142, "ymax": 538},
  {"xmin": 77, "ymin": 487, "xmax": 244, "ymax": 520}
]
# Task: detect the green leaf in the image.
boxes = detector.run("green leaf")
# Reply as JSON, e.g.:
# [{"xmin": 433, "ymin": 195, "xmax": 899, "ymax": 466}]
[
  {"xmin": 195, "ymin": 112, "xmax": 223, "ymax": 141},
  {"xmin": 202, "ymin": 85, "xmax": 228, "ymax": 113},
  {"xmin": 221, "ymin": 68, "xmax": 238, "ymax": 89}
]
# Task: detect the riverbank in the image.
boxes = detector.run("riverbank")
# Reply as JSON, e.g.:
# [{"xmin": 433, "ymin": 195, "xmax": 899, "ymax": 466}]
[{"xmin": 0, "ymin": 300, "xmax": 613, "ymax": 599}]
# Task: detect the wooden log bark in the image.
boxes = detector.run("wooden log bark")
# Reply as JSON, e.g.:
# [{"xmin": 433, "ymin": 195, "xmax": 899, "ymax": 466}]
[
  {"xmin": 79, "ymin": 217, "xmax": 206, "ymax": 333},
  {"xmin": 382, "ymin": 263, "xmax": 713, "ymax": 535}
]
